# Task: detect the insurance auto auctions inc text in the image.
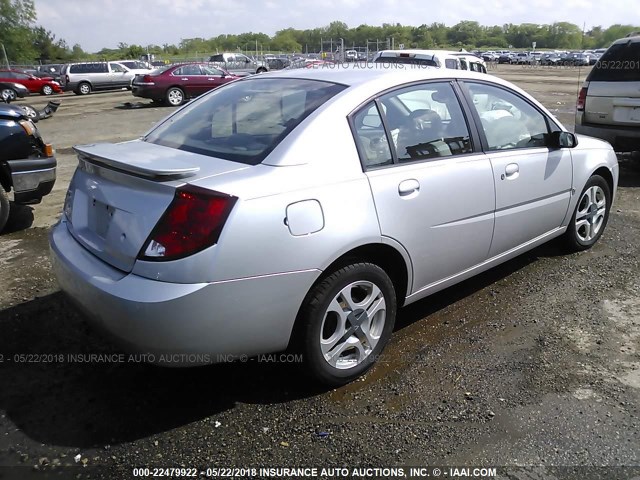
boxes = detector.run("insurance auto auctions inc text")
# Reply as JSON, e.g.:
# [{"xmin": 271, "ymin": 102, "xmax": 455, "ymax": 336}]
[{"xmin": 201, "ymin": 467, "xmax": 497, "ymax": 478}]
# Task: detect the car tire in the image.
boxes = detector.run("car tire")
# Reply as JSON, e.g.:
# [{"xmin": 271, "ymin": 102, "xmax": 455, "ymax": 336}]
[
  {"xmin": 21, "ymin": 104, "xmax": 40, "ymax": 122},
  {"xmin": 41, "ymin": 85, "xmax": 53, "ymax": 95},
  {"xmin": 297, "ymin": 262, "xmax": 397, "ymax": 386},
  {"xmin": 1, "ymin": 88, "xmax": 17, "ymax": 102},
  {"xmin": 166, "ymin": 87, "xmax": 184, "ymax": 106},
  {"xmin": 564, "ymin": 175, "xmax": 611, "ymax": 252},
  {"xmin": 256, "ymin": 68, "xmax": 267, "ymax": 74},
  {"xmin": 77, "ymin": 82, "xmax": 91, "ymax": 95},
  {"xmin": 0, "ymin": 188, "xmax": 10, "ymax": 233}
]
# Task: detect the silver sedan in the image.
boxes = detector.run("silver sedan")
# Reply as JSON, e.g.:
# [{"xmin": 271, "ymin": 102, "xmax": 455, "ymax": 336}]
[{"xmin": 50, "ymin": 65, "xmax": 619, "ymax": 386}]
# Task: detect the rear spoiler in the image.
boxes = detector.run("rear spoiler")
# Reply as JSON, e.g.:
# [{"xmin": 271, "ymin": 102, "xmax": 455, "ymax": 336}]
[{"xmin": 74, "ymin": 143, "xmax": 200, "ymax": 180}]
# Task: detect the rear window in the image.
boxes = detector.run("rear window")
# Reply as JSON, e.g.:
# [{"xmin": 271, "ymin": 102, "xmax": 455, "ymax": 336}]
[
  {"xmin": 144, "ymin": 78, "xmax": 346, "ymax": 165},
  {"xmin": 589, "ymin": 41, "xmax": 640, "ymax": 82},
  {"xmin": 374, "ymin": 56, "xmax": 437, "ymax": 67}
]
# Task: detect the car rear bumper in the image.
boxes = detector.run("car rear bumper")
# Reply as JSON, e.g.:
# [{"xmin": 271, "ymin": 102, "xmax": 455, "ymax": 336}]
[
  {"xmin": 6, "ymin": 156, "xmax": 56, "ymax": 204},
  {"xmin": 131, "ymin": 85, "xmax": 157, "ymax": 100},
  {"xmin": 49, "ymin": 220, "xmax": 319, "ymax": 364},
  {"xmin": 575, "ymin": 118, "xmax": 640, "ymax": 152}
]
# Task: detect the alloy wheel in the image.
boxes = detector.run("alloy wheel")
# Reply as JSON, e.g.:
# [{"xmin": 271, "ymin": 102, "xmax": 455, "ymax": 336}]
[
  {"xmin": 575, "ymin": 185, "xmax": 607, "ymax": 243},
  {"xmin": 319, "ymin": 280, "xmax": 386, "ymax": 369}
]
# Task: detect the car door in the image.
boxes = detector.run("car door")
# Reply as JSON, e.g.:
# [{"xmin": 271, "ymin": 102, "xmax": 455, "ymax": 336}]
[
  {"xmin": 461, "ymin": 81, "xmax": 573, "ymax": 257},
  {"xmin": 354, "ymin": 82, "xmax": 495, "ymax": 294},
  {"xmin": 172, "ymin": 65, "xmax": 207, "ymax": 96},
  {"xmin": 235, "ymin": 54, "xmax": 254, "ymax": 73},
  {"xmin": 108, "ymin": 62, "xmax": 131, "ymax": 88},
  {"xmin": 200, "ymin": 65, "xmax": 230, "ymax": 91}
]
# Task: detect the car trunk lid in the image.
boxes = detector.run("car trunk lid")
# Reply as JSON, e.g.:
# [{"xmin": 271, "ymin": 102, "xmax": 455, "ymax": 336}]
[{"xmin": 66, "ymin": 141, "xmax": 248, "ymax": 273}]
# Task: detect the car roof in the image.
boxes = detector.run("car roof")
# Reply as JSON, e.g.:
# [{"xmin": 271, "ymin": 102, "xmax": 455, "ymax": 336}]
[{"xmin": 612, "ymin": 34, "xmax": 640, "ymax": 45}]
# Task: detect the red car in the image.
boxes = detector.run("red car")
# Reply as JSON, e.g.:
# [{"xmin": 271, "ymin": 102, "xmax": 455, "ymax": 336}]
[
  {"xmin": 0, "ymin": 69, "xmax": 62, "ymax": 95},
  {"xmin": 131, "ymin": 63, "xmax": 239, "ymax": 106}
]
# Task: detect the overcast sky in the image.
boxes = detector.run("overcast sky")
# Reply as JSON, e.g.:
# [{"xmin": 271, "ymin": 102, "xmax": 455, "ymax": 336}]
[{"xmin": 34, "ymin": 0, "xmax": 640, "ymax": 52}]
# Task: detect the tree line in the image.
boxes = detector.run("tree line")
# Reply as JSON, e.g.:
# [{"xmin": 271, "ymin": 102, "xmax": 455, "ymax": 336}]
[{"xmin": 1, "ymin": 0, "xmax": 639, "ymax": 64}]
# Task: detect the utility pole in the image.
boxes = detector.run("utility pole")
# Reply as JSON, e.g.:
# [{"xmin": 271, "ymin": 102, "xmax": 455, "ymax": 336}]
[{"xmin": 1, "ymin": 43, "xmax": 9, "ymax": 69}]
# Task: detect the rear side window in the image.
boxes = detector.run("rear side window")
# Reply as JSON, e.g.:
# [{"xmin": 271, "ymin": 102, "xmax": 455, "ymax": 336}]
[
  {"xmin": 144, "ymin": 78, "xmax": 346, "ymax": 165},
  {"xmin": 589, "ymin": 41, "xmax": 640, "ymax": 82},
  {"xmin": 70, "ymin": 63, "xmax": 107, "ymax": 74}
]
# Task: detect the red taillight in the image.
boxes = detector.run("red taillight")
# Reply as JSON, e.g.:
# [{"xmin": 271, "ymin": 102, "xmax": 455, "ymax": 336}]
[
  {"xmin": 577, "ymin": 85, "xmax": 588, "ymax": 111},
  {"xmin": 139, "ymin": 186, "xmax": 237, "ymax": 261},
  {"xmin": 143, "ymin": 75, "xmax": 153, "ymax": 83}
]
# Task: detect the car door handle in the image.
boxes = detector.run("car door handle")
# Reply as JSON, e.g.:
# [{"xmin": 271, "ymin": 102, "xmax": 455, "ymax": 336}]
[
  {"xmin": 181, "ymin": 78, "xmax": 188, "ymax": 80},
  {"xmin": 502, "ymin": 163, "xmax": 519, "ymax": 180},
  {"xmin": 398, "ymin": 179, "xmax": 420, "ymax": 197}
]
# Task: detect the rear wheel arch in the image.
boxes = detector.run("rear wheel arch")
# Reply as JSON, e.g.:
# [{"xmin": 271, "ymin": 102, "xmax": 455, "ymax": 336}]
[
  {"xmin": 319, "ymin": 243, "xmax": 411, "ymax": 308},
  {"xmin": 289, "ymin": 242, "xmax": 410, "ymax": 350}
]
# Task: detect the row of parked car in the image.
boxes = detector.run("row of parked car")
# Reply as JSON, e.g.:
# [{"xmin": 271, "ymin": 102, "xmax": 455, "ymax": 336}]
[{"xmin": 480, "ymin": 49, "xmax": 607, "ymax": 66}]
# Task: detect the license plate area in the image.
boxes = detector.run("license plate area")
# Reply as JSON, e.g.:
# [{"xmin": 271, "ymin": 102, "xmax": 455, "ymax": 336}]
[
  {"xmin": 630, "ymin": 107, "xmax": 640, "ymax": 122},
  {"xmin": 89, "ymin": 198, "xmax": 115, "ymax": 239}
]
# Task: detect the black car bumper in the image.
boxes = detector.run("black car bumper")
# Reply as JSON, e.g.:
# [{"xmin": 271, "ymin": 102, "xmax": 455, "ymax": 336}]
[{"xmin": 6, "ymin": 156, "xmax": 56, "ymax": 204}]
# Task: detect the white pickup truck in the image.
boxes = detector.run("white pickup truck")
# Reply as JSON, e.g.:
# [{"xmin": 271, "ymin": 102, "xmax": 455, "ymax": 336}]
[{"xmin": 208, "ymin": 53, "xmax": 269, "ymax": 75}]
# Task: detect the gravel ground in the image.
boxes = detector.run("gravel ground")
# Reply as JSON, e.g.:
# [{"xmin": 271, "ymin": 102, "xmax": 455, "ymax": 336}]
[{"xmin": 0, "ymin": 65, "xmax": 638, "ymax": 480}]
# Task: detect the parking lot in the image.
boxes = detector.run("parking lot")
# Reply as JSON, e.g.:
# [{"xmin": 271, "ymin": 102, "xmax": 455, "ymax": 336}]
[{"xmin": 0, "ymin": 64, "xmax": 639, "ymax": 477}]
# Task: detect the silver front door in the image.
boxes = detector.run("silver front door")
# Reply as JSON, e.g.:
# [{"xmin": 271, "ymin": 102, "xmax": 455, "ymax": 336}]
[{"xmin": 464, "ymin": 81, "xmax": 572, "ymax": 256}]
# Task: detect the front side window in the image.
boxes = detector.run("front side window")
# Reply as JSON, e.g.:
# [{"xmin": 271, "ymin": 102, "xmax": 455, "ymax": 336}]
[
  {"xmin": 466, "ymin": 82, "xmax": 551, "ymax": 150},
  {"xmin": 110, "ymin": 63, "xmax": 127, "ymax": 73},
  {"xmin": 145, "ymin": 78, "xmax": 346, "ymax": 165},
  {"xmin": 379, "ymin": 82, "xmax": 473, "ymax": 162},
  {"xmin": 201, "ymin": 65, "xmax": 224, "ymax": 76}
]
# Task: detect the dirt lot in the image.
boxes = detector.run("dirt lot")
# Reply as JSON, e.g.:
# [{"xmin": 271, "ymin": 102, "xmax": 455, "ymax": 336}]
[{"xmin": 0, "ymin": 65, "xmax": 639, "ymax": 479}]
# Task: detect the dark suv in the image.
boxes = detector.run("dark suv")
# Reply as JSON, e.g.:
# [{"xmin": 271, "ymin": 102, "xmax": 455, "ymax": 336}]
[
  {"xmin": 0, "ymin": 104, "xmax": 56, "ymax": 231},
  {"xmin": 575, "ymin": 34, "xmax": 640, "ymax": 155}
]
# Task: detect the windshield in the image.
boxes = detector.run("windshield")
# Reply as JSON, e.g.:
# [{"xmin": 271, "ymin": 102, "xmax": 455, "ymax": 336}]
[{"xmin": 144, "ymin": 78, "xmax": 346, "ymax": 165}]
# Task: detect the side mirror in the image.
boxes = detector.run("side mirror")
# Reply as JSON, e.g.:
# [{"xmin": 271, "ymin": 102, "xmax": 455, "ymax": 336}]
[{"xmin": 549, "ymin": 131, "xmax": 578, "ymax": 148}]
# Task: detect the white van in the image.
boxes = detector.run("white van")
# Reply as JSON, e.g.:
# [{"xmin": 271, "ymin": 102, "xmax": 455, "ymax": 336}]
[
  {"xmin": 372, "ymin": 50, "xmax": 462, "ymax": 70},
  {"xmin": 451, "ymin": 53, "xmax": 487, "ymax": 73}
]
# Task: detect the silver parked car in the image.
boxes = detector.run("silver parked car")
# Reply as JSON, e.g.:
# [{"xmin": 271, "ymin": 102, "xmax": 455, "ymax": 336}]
[
  {"xmin": 208, "ymin": 53, "xmax": 268, "ymax": 75},
  {"xmin": 50, "ymin": 66, "xmax": 619, "ymax": 386},
  {"xmin": 60, "ymin": 61, "xmax": 136, "ymax": 95}
]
